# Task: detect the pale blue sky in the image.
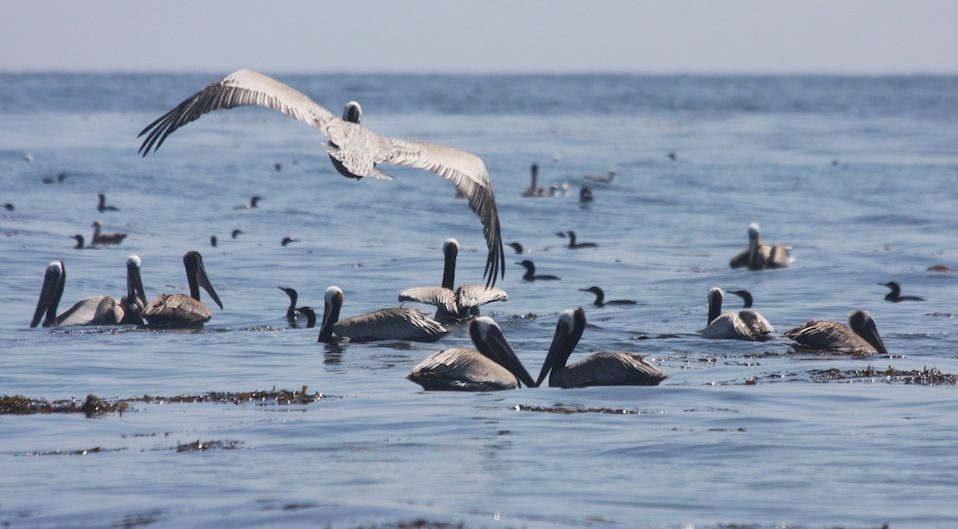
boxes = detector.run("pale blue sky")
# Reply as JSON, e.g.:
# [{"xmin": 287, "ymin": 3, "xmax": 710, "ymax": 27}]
[{"xmin": 3, "ymin": 0, "xmax": 956, "ymax": 74}]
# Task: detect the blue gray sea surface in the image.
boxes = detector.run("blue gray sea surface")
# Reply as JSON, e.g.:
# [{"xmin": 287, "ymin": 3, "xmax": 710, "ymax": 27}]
[{"xmin": 2, "ymin": 73, "xmax": 957, "ymax": 528}]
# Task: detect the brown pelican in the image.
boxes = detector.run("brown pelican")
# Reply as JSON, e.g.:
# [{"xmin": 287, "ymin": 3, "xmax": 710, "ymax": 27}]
[
  {"xmin": 729, "ymin": 223, "xmax": 792, "ymax": 270},
  {"xmin": 536, "ymin": 308, "xmax": 667, "ymax": 388},
  {"xmin": 579, "ymin": 286, "xmax": 636, "ymax": 307},
  {"xmin": 516, "ymin": 260, "xmax": 560, "ymax": 281},
  {"xmin": 880, "ymin": 282, "xmax": 925, "ymax": 302},
  {"xmin": 784, "ymin": 310, "xmax": 888, "ymax": 355},
  {"xmin": 278, "ymin": 286, "xmax": 315, "ymax": 328},
  {"xmin": 701, "ymin": 287, "xmax": 773, "ymax": 341},
  {"xmin": 138, "ymin": 69, "xmax": 504, "ymax": 287},
  {"xmin": 142, "ymin": 251, "xmax": 223, "ymax": 329},
  {"xmin": 522, "ymin": 163, "xmax": 549, "ymax": 197},
  {"xmin": 91, "ymin": 220, "xmax": 127, "ymax": 246},
  {"xmin": 318, "ymin": 286, "xmax": 447, "ymax": 343},
  {"xmin": 234, "ymin": 196, "xmax": 262, "ymax": 209},
  {"xmin": 97, "ymin": 193, "xmax": 119, "ymax": 212},
  {"xmin": 565, "ymin": 231, "xmax": 597, "ymax": 249},
  {"xmin": 399, "ymin": 239, "xmax": 508, "ymax": 324},
  {"xmin": 407, "ymin": 316, "xmax": 536, "ymax": 391},
  {"xmin": 30, "ymin": 256, "xmax": 147, "ymax": 328}
]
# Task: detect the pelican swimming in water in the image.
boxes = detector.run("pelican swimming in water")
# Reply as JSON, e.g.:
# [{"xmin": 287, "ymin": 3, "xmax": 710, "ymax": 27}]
[
  {"xmin": 278, "ymin": 286, "xmax": 315, "ymax": 328},
  {"xmin": 880, "ymin": 281, "xmax": 925, "ymax": 302},
  {"xmin": 579, "ymin": 286, "xmax": 636, "ymax": 307},
  {"xmin": 522, "ymin": 163, "xmax": 549, "ymax": 197},
  {"xmin": 407, "ymin": 316, "xmax": 536, "ymax": 391},
  {"xmin": 30, "ymin": 256, "xmax": 147, "ymax": 328},
  {"xmin": 399, "ymin": 239, "xmax": 508, "ymax": 324},
  {"xmin": 91, "ymin": 220, "xmax": 127, "ymax": 246},
  {"xmin": 516, "ymin": 260, "xmax": 560, "ymax": 281},
  {"xmin": 318, "ymin": 286, "xmax": 447, "ymax": 343},
  {"xmin": 701, "ymin": 287, "xmax": 773, "ymax": 341},
  {"xmin": 97, "ymin": 193, "xmax": 119, "ymax": 212},
  {"xmin": 564, "ymin": 231, "xmax": 597, "ymax": 249},
  {"xmin": 536, "ymin": 308, "xmax": 667, "ymax": 388},
  {"xmin": 784, "ymin": 310, "xmax": 888, "ymax": 356},
  {"xmin": 142, "ymin": 251, "xmax": 223, "ymax": 329},
  {"xmin": 729, "ymin": 222, "xmax": 792, "ymax": 270},
  {"xmin": 138, "ymin": 69, "xmax": 504, "ymax": 287}
]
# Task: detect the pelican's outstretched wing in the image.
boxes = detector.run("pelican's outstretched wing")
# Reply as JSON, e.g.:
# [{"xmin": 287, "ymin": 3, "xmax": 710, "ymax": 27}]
[{"xmin": 138, "ymin": 69, "xmax": 504, "ymax": 286}]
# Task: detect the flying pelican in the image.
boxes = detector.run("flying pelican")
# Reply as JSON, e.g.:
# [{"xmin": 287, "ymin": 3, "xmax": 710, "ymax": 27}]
[
  {"xmin": 536, "ymin": 308, "xmax": 667, "ymax": 388},
  {"xmin": 565, "ymin": 231, "xmax": 597, "ymax": 249},
  {"xmin": 142, "ymin": 251, "xmax": 223, "ymax": 329},
  {"xmin": 407, "ymin": 316, "xmax": 537, "ymax": 391},
  {"xmin": 579, "ymin": 286, "xmax": 636, "ymax": 307},
  {"xmin": 278, "ymin": 286, "xmax": 315, "ymax": 328},
  {"xmin": 516, "ymin": 260, "xmax": 560, "ymax": 281},
  {"xmin": 399, "ymin": 239, "xmax": 508, "ymax": 324},
  {"xmin": 701, "ymin": 287, "xmax": 773, "ymax": 341},
  {"xmin": 880, "ymin": 282, "xmax": 925, "ymax": 302},
  {"xmin": 234, "ymin": 196, "xmax": 262, "ymax": 209},
  {"xmin": 784, "ymin": 310, "xmax": 888, "ymax": 355},
  {"xmin": 97, "ymin": 193, "xmax": 119, "ymax": 212},
  {"xmin": 91, "ymin": 220, "xmax": 127, "ymax": 246},
  {"xmin": 30, "ymin": 256, "xmax": 147, "ymax": 328},
  {"xmin": 522, "ymin": 163, "xmax": 549, "ymax": 197},
  {"xmin": 138, "ymin": 69, "xmax": 504, "ymax": 287},
  {"xmin": 317, "ymin": 286, "xmax": 447, "ymax": 343},
  {"xmin": 729, "ymin": 223, "xmax": 792, "ymax": 270}
]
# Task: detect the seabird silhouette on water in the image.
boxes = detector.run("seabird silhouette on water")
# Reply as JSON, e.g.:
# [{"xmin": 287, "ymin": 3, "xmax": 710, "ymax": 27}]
[
  {"xmin": 97, "ymin": 193, "xmax": 119, "ymax": 212},
  {"xmin": 880, "ymin": 282, "xmax": 925, "ymax": 302},
  {"xmin": 234, "ymin": 196, "xmax": 262, "ymax": 209},
  {"xmin": 579, "ymin": 286, "xmax": 636, "ymax": 307},
  {"xmin": 516, "ymin": 260, "xmax": 560, "ymax": 281},
  {"xmin": 138, "ymin": 69, "xmax": 504, "ymax": 287}
]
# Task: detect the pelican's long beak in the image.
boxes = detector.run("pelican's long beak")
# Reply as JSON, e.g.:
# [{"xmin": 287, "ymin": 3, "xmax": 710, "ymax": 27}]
[
  {"xmin": 31, "ymin": 262, "xmax": 64, "ymax": 328},
  {"xmin": 482, "ymin": 323, "xmax": 537, "ymax": 388},
  {"xmin": 195, "ymin": 258, "xmax": 223, "ymax": 310}
]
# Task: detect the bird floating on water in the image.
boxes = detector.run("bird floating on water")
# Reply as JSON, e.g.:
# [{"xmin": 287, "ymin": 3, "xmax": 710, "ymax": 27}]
[
  {"xmin": 522, "ymin": 163, "xmax": 549, "ymax": 197},
  {"xmin": 70, "ymin": 235, "xmax": 90, "ymax": 250},
  {"xmin": 97, "ymin": 193, "xmax": 119, "ymax": 212},
  {"xmin": 516, "ymin": 260, "xmax": 560, "ymax": 281},
  {"xmin": 536, "ymin": 308, "xmax": 667, "ymax": 388},
  {"xmin": 91, "ymin": 220, "xmax": 127, "ymax": 246},
  {"xmin": 579, "ymin": 187, "xmax": 594, "ymax": 203},
  {"xmin": 729, "ymin": 222, "xmax": 792, "ymax": 270},
  {"xmin": 584, "ymin": 170, "xmax": 616, "ymax": 184},
  {"xmin": 234, "ymin": 196, "xmax": 262, "ymax": 210},
  {"xmin": 579, "ymin": 286, "xmax": 636, "ymax": 307},
  {"xmin": 784, "ymin": 310, "xmax": 888, "ymax": 355},
  {"xmin": 564, "ymin": 231, "xmax": 597, "ymax": 249},
  {"xmin": 31, "ymin": 256, "xmax": 147, "ymax": 328},
  {"xmin": 399, "ymin": 239, "xmax": 508, "ymax": 324},
  {"xmin": 231, "ymin": 229, "xmax": 244, "ymax": 239},
  {"xmin": 317, "ymin": 286, "xmax": 447, "ymax": 343},
  {"xmin": 879, "ymin": 281, "xmax": 925, "ymax": 302},
  {"xmin": 407, "ymin": 316, "xmax": 536, "ymax": 391},
  {"xmin": 700, "ymin": 287, "xmax": 773, "ymax": 341},
  {"xmin": 137, "ymin": 69, "xmax": 504, "ymax": 287},
  {"xmin": 278, "ymin": 287, "xmax": 316, "ymax": 328},
  {"xmin": 142, "ymin": 251, "xmax": 223, "ymax": 330}
]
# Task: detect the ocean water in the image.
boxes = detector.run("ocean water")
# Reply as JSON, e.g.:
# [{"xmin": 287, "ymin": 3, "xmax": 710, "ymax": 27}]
[{"xmin": 2, "ymin": 72, "xmax": 958, "ymax": 529}]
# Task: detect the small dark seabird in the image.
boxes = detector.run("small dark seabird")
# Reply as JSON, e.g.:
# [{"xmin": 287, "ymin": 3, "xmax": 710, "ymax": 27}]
[
  {"xmin": 584, "ymin": 170, "xmax": 616, "ymax": 184},
  {"xmin": 31, "ymin": 256, "xmax": 147, "ymax": 328},
  {"xmin": 729, "ymin": 222, "xmax": 792, "ymax": 270},
  {"xmin": 579, "ymin": 187, "xmax": 594, "ymax": 203},
  {"xmin": 407, "ymin": 316, "xmax": 537, "ymax": 391},
  {"xmin": 522, "ymin": 163, "xmax": 549, "ymax": 197},
  {"xmin": 3, "ymin": 203, "xmax": 13, "ymax": 211},
  {"xmin": 234, "ymin": 196, "xmax": 262, "ymax": 209},
  {"xmin": 579, "ymin": 286, "xmax": 636, "ymax": 307},
  {"xmin": 565, "ymin": 231, "xmax": 597, "ymax": 249},
  {"xmin": 516, "ymin": 260, "xmax": 560, "ymax": 281},
  {"xmin": 700, "ymin": 287, "xmax": 773, "ymax": 341},
  {"xmin": 281, "ymin": 237, "xmax": 298, "ymax": 247},
  {"xmin": 399, "ymin": 238, "xmax": 508, "ymax": 324},
  {"xmin": 71, "ymin": 235, "xmax": 90, "ymax": 249},
  {"xmin": 231, "ymin": 229, "xmax": 244, "ymax": 239},
  {"xmin": 317, "ymin": 286, "xmax": 447, "ymax": 343},
  {"xmin": 210, "ymin": 235, "xmax": 217, "ymax": 247},
  {"xmin": 536, "ymin": 308, "xmax": 667, "ymax": 388},
  {"xmin": 507, "ymin": 242, "xmax": 524, "ymax": 255},
  {"xmin": 278, "ymin": 286, "xmax": 315, "ymax": 328},
  {"xmin": 97, "ymin": 193, "xmax": 119, "ymax": 212},
  {"xmin": 91, "ymin": 220, "xmax": 127, "ymax": 246},
  {"xmin": 142, "ymin": 251, "xmax": 223, "ymax": 330},
  {"xmin": 42, "ymin": 172, "xmax": 67, "ymax": 184},
  {"xmin": 880, "ymin": 282, "xmax": 925, "ymax": 302},
  {"xmin": 784, "ymin": 310, "xmax": 888, "ymax": 356},
  {"xmin": 138, "ymin": 69, "xmax": 504, "ymax": 288}
]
